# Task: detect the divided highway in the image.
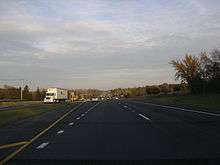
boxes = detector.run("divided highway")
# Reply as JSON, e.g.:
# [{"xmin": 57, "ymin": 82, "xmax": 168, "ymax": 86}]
[{"xmin": 1, "ymin": 100, "xmax": 220, "ymax": 164}]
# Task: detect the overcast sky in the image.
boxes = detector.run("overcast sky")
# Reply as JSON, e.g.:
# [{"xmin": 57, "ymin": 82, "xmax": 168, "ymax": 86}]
[{"xmin": 0, "ymin": 0, "xmax": 220, "ymax": 90}]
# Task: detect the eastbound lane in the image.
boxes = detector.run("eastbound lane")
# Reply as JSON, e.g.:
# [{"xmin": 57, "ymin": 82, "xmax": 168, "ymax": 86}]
[
  {"xmin": 4, "ymin": 100, "xmax": 220, "ymax": 163},
  {"xmin": 124, "ymin": 100, "xmax": 220, "ymax": 142}
]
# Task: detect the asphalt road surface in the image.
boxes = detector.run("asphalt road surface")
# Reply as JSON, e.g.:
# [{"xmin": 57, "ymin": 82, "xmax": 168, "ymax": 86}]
[{"xmin": 1, "ymin": 100, "xmax": 220, "ymax": 164}]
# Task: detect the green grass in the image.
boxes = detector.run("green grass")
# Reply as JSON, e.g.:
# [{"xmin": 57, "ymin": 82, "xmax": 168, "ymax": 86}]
[
  {"xmin": 0, "ymin": 101, "xmax": 42, "ymax": 106},
  {"xmin": 142, "ymin": 94, "xmax": 220, "ymax": 110},
  {"xmin": 0, "ymin": 104, "xmax": 67, "ymax": 126}
]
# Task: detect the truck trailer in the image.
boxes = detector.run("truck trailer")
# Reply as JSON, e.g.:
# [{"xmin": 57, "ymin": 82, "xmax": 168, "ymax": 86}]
[{"xmin": 44, "ymin": 87, "xmax": 68, "ymax": 103}]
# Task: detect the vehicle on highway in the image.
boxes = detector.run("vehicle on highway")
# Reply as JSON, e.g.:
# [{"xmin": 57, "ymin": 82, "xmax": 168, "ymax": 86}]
[
  {"xmin": 44, "ymin": 87, "xmax": 68, "ymax": 103},
  {"xmin": 91, "ymin": 98, "xmax": 99, "ymax": 101}
]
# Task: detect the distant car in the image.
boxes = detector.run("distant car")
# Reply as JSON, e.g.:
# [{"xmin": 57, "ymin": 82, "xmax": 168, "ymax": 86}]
[{"xmin": 92, "ymin": 98, "xmax": 99, "ymax": 101}]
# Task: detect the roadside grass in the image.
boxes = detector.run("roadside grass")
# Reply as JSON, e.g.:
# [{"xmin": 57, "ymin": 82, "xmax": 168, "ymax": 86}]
[
  {"xmin": 142, "ymin": 94, "xmax": 220, "ymax": 110},
  {"xmin": 0, "ymin": 101, "xmax": 42, "ymax": 106},
  {"xmin": 0, "ymin": 104, "xmax": 67, "ymax": 126}
]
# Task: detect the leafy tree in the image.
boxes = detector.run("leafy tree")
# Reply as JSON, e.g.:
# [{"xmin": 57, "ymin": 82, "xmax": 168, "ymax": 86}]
[
  {"xmin": 171, "ymin": 54, "xmax": 201, "ymax": 92},
  {"xmin": 200, "ymin": 52, "xmax": 214, "ymax": 81},
  {"xmin": 210, "ymin": 49, "xmax": 220, "ymax": 79},
  {"xmin": 205, "ymin": 49, "xmax": 220, "ymax": 92}
]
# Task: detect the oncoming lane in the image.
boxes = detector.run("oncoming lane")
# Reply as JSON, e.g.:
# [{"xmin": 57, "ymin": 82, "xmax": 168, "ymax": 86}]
[{"xmin": 0, "ymin": 101, "xmax": 100, "ymax": 164}]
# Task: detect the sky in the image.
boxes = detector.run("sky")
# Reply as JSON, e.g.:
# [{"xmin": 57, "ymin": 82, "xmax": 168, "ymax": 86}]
[{"xmin": 0, "ymin": 0, "xmax": 220, "ymax": 90}]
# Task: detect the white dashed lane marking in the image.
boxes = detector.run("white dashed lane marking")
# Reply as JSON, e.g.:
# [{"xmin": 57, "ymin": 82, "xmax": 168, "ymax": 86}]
[
  {"xmin": 36, "ymin": 142, "xmax": 49, "ymax": 149},
  {"xmin": 57, "ymin": 130, "xmax": 64, "ymax": 134},
  {"xmin": 81, "ymin": 114, "xmax": 85, "ymax": 117},
  {"xmin": 68, "ymin": 122, "xmax": 74, "ymax": 126},
  {"xmin": 76, "ymin": 117, "xmax": 81, "ymax": 120},
  {"xmin": 138, "ymin": 113, "xmax": 151, "ymax": 121}
]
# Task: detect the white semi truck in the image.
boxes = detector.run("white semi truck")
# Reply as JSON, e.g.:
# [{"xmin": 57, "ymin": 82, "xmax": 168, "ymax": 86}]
[{"xmin": 44, "ymin": 87, "xmax": 68, "ymax": 103}]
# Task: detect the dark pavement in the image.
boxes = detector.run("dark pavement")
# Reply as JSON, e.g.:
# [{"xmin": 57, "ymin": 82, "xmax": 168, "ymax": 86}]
[{"xmin": 1, "ymin": 100, "xmax": 220, "ymax": 164}]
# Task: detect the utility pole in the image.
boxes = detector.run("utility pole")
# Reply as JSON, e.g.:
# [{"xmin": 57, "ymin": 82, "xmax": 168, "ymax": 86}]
[
  {"xmin": 20, "ymin": 79, "xmax": 24, "ymax": 101},
  {"xmin": 20, "ymin": 86, "xmax": 23, "ymax": 101},
  {"xmin": 21, "ymin": 88, "xmax": 23, "ymax": 100}
]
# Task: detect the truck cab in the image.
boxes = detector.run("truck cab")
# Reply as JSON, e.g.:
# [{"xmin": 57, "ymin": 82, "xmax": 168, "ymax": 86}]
[
  {"xmin": 44, "ymin": 92, "xmax": 56, "ymax": 103},
  {"xmin": 44, "ymin": 88, "xmax": 68, "ymax": 103}
]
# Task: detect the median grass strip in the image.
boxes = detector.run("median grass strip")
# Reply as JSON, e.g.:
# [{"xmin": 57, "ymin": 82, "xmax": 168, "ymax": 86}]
[
  {"xmin": 143, "ymin": 94, "xmax": 220, "ymax": 110},
  {"xmin": 131, "ymin": 94, "xmax": 220, "ymax": 112},
  {"xmin": 0, "ymin": 101, "xmax": 42, "ymax": 106},
  {"xmin": 0, "ymin": 104, "xmax": 67, "ymax": 126}
]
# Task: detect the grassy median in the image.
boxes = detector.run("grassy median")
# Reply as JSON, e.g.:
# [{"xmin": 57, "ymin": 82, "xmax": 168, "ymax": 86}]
[
  {"xmin": 142, "ymin": 94, "xmax": 220, "ymax": 110},
  {"xmin": 0, "ymin": 104, "xmax": 67, "ymax": 126},
  {"xmin": 0, "ymin": 101, "xmax": 42, "ymax": 106}
]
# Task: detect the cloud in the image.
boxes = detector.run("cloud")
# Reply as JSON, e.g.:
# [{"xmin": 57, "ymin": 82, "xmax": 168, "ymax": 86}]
[
  {"xmin": 0, "ymin": 0, "xmax": 220, "ymax": 89},
  {"xmin": 64, "ymin": 20, "xmax": 115, "ymax": 32}
]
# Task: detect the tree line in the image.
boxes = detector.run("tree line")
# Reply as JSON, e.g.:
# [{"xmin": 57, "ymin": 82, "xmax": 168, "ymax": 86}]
[
  {"xmin": 0, "ymin": 85, "xmax": 46, "ymax": 101},
  {"xmin": 69, "ymin": 89, "xmax": 103, "ymax": 100},
  {"xmin": 109, "ymin": 83, "xmax": 186, "ymax": 98}
]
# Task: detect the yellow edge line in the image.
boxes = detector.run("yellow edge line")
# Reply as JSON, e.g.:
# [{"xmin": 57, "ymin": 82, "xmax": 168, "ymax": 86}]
[
  {"xmin": 0, "ymin": 141, "xmax": 28, "ymax": 150},
  {"xmin": 0, "ymin": 101, "xmax": 88, "ymax": 165}
]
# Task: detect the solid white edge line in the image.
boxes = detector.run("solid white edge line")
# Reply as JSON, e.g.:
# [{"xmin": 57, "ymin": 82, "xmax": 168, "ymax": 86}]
[
  {"xmin": 36, "ymin": 142, "xmax": 49, "ymax": 149},
  {"xmin": 138, "ymin": 113, "xmax": 151, "ymax": 121},
  {"xmin": 131, "ymin": 101, "xmax": 220, "ymax": 117}
]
